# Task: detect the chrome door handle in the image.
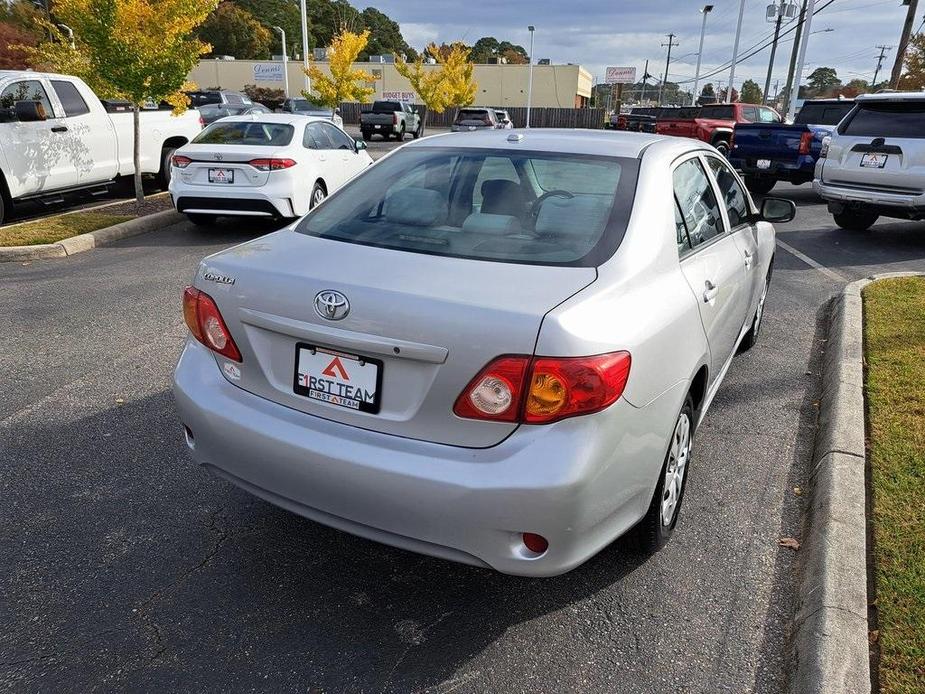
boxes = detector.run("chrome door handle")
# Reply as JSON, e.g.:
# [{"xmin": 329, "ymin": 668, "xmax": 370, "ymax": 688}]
[
  {"xmin": 744, "ymin": 250, "xmax": 754, "ymax": 268},
  {"xmin": 703, "ymin": 280, "xmax": 718, "ymax": 303}
]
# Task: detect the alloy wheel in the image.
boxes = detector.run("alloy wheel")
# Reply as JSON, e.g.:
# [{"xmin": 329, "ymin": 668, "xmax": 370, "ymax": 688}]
[{"xmin": 661, "ymin": 412, "xmax": 691, "ymax": 527}]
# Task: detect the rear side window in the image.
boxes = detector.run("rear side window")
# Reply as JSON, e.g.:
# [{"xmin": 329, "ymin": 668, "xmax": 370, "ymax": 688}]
[
  {"xmin": 193, "ymin": 122, "xmax": 294, "ymax": 146},
  {"xmin": 189, "ymin": 92, "xmax": 221, "ymax": 106},
  {"xmin": 51, "ymin": 80, "xmax": 90, "ymax": 117},
  {"xmin": 296, "ymin": 147, "xmax": 639, "ymax": 267},
  {"xmin": 706, "ymin": 156, "xmax": 751, "ymax": 228},
  {"xmin": 373, "ymin": 101, "xmax": 401, "ymax": 113},
  {"xmin": 699, "ymin": 105, "xmax": 735, "ymax": 119},
  {"xmin": 841, "ymin": 102, "xmax": 925, "ymax": 138},
  {"xmin": 673, "ymin": 157, "xmax": 726, "ymax": 249},
  {"xmin": 320, "ymin": 122, "xmax": 354, "ymax": 150}
]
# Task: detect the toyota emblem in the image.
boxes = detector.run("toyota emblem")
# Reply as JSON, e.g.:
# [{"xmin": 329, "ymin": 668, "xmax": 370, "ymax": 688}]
[{"xmin": 314, "ymin": 290, "xmax": 350, "ymax": 321}]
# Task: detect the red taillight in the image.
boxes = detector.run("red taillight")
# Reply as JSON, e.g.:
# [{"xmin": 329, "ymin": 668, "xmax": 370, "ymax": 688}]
[
  {"xmin": 393, "ymin": 113, "xmax": 399, "ymax": 125},
  {"xmin": 453, "ymin": 352, "xmax": 631, "ymax": 425},
  {"xmin": 198, "ymin": 115, "xmax": 205, "ymax": 128},
  {"xmin": 182, "ymin": 286, "xmax": 242, "ymax": 362},
  {"xmin": 248, "ymin": 158, "xmax": 297, "ymax": 171},
  {"xmin": 799, "ymin": 131, "xmax": 813, "ymax": 155},
  {"xmin": 172, "ymin": 154, "xmax": 192, "ymax": 168}
]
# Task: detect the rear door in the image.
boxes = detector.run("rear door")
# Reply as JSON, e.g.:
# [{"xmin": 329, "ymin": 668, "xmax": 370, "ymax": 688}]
[
  {"xmin": 673, "ymin": 154, "xmax": 750, "ymax": 379},
  {"xmin": 304, "ymin": 121, "xmax": 346, "ymax": 188},
  {"xmin": 820, "ymin": 99, "xmax": 925, "ymax": 190},
  {"xmin": 318, "ymin": 121, "xmax": 365, "ymax": 182},
  {"xmin": 50, "ymin": 79, "xmax": 119, "ymax": 185}
]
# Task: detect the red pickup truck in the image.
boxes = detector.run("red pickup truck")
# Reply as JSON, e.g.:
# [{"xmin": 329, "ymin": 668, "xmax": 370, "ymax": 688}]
[{"xmin": 656, "ymin": 103, "xmax": 783, "ymax": 156}]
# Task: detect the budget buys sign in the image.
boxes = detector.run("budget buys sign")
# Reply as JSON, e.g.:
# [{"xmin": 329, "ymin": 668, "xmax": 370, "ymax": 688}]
[
  {"xmin": 254, "ymin": 64, "xmax": 285, "ymax": 82},
  {"xmin": 605, "ymin": 67, "xmax": 636, "ymax": 84}
]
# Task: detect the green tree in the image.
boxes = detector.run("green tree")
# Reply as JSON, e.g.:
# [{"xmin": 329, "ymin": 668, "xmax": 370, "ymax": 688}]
[
  {"xmin": 840, "ymin": 78, "xmax": 869, "ymax": 98},
  {"xmin": 806, "ymin": 66, "xmax": 841, "ymax": 96},
  {"xmin": 899, "ymin": 33, "xmax": 925, "ymax": 90},
  {"xmin": 307, "ymin": 0, "xmax": 360, "ymax": 50},
  {"xmin": 27, "ymin": 0, "xmax": 217, "ymax": 202},
  {"xmin": 740, "ymin": 79, "xmax": 763, "ymax": 104},
  {"xmin": 199, "ymin": 2, "xmax": 271, "ymax": 59},
  {"xmin": 359, "ymin": 7, "xmax": 412, "ymax": 59},
  {"xmin": 235, "ymin": 0, "xmax": 301, "ymax": 56},
  {"xmin": 470, "ymin": 36, "xmax": 499, "ymax": 63}
]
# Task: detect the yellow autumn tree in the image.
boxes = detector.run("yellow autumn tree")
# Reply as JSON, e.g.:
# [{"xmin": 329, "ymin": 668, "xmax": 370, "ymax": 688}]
[
  {"xmin": 899, "ymin": 33, "xmax": 925, "ymax": 90},
  {"xmin": 394, "ymin": 48, "xmax": 447, "ymax": 137},
  {"xmin": 25, "ymin": 0, "xmax": 217, "ymax": 202},
  {"xmin": 304, "ymin": 28, "xmax": 375, "ymax": 111},
  {"xmin": 437, "ymin": 42, "xmax": 477, "ymax": 109}
]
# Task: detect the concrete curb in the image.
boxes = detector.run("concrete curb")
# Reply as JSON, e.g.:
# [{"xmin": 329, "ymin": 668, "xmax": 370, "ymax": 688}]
[
  {"xmin": 0, "ymin": 209, "xmax": 184, "ymax": 263},
  {"xmin": 792, "ymin": 271, "xmax": 925, "ymax": 694}
]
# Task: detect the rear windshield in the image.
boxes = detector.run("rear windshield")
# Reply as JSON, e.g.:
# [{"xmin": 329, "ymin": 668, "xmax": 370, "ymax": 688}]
[
  {"xmin": 699, "ymin": 105, "xmax": 735, "ymax": 119},
  {"xmin": 796, "ymin": 102, "xmax": 854, "ymax": 125},
  {"xmin": 455, "ymin": 109, "xmax": 491, "ymax": 123},
  {"xmin": 187, "ymin": 92, "xmax": 221, "ymax": 107},
  {"xmin": 192, "ymin": 122, "xmax": 294, "ymax": 146},
  {"xmin": 372, "ymin": 101, "xmax": 401, "ymax": 113},
  {"xmin": 840, "ymin": 101, "xmax": 925, "ymax": 138},
  {"xmin": 295, "ymin": 147, "xmax": 639, "ymax": 266}
]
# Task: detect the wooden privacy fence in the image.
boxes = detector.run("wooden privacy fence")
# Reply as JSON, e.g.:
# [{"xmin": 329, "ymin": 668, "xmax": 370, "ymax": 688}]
[{"xmin": 338, "ymin": 103, "xmax": 606, "ymax": 130}]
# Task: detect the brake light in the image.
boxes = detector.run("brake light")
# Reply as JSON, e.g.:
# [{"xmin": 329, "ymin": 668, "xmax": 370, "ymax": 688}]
[
  {"xmin": 819, "ymin": 135, "xmax": 831, "ymax": 159},
  {"xmin": 172, "ymin": 154, "xmax": 192, "ymax": 168},
  {"xmin": 799, "ymin": 131, "xmax": 813, "ymax": 155},
  {"xmin": 182, "ymin": 286, "xmax": 242, "ymax": 362},
  {"xmin": 393, "ymin": 113, "xmax": 399, "ymax": 125},
  {"xmin": 454, "ymin": 352, "xmax": 631, "ymax": 424},
  {"xmin": 248, "ymin": 158, "xmax": 297, "ymax": 171}
]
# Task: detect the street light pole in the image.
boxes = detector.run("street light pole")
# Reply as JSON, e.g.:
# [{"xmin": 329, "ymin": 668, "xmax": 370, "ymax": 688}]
[
  {"xmin": 763, "ymin": 1, "xmax": 789, "ymax": 105},
  {"xmin": 786, "ymin": 0, "xmax": 816, "ymax": 121},
  {"xmin": 692, "ymin": 5, "xmax": 714, "ymax": 105},
  {"xmin": 300, "ymin": 0, "xmax": 311, "ymax": 93},
  {"xmin": 727, "ymin": 0, "xmax": 747, "ymax": 101},
  {"xmin": 274, "ymin": 26, "xmax": 289, "ymax": 99},
  {"xmin": 526, "ymin": 26, "xmax": 535, "ymax": 128}
]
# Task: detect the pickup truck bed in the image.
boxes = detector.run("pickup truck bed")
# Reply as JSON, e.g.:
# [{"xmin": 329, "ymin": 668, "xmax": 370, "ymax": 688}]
[{"xmin": 729, "ymin": 100, "xmax": 855, "ymax": 194}]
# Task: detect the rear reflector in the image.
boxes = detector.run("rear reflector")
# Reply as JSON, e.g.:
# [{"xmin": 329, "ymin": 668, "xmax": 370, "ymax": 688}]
[
  {"xmin": 183, "ymin": 286, "xmax": 242, "ymax": 362},
  {"xmin": 522, "ymin": 533, "xmax": 549, "ymax": 554},
  {"xmin": 248, "ymin": 158, "xmax": 297, "ymax": 171},
  {"xmin": 454, "ymin": 352, "xmax": 631, "ymax": 425}
]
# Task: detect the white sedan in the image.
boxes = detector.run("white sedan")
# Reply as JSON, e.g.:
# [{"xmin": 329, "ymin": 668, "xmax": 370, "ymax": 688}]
[{"xmin": 168, "ymin": 113, "xmax": 373, "ymax": 225}]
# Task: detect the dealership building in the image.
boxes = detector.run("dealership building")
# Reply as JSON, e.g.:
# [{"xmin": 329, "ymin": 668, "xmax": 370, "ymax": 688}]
[{"xmin": 189, "ymin": 59, "xmax": 593, "ymax": 108}]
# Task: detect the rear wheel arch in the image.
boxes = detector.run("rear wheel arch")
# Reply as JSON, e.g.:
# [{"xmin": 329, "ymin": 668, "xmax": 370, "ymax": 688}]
[
  {"xmin": 314, "ymin": 178, "xmax": 328, "ymax": 195},
  {"xmin": 158, "ymin": 137, "xmax": 189, "ymax": 187},
  {"xmin": 688, "ymin": 365, "xmax": 709, "ymax": 420}
]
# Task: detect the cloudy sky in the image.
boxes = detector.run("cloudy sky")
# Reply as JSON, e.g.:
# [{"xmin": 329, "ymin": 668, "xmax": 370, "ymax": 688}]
[{"xmin": 372, "ymin": 0, "xmax": 914, "ymax": 93}]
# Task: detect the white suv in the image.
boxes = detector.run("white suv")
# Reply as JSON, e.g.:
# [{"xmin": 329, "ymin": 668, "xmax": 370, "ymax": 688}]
[{"xmin": 814, "ymin": 92, "xmax": 925, "ymax": 230}]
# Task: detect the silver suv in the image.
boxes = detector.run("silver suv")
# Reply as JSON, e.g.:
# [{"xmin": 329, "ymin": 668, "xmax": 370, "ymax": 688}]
[{"xmin": 814, "ymin": 92, "xmax": 925, "ymax": 230}]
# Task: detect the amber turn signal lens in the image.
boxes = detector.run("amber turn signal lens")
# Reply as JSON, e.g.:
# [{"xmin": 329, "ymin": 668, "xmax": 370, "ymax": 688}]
[{"xmin": 526, "ymin": 371, "xmax": 568, "ymax": 418}]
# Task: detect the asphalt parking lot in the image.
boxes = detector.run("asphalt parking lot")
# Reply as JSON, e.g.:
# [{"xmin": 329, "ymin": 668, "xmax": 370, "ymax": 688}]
[{"xmin": 3, "ymin": 135, "xmax": 925, "ymax": 693}]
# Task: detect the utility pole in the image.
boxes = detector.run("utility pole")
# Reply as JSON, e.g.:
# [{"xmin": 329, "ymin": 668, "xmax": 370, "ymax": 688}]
[
  {"xmin": 727, "ymin": 0, "xmax": 747, "ymax": 102},
  {"xmin": 890, "ymin": 0, "xmax": 919, "ymax": 87},
  {"xmin": 658, "ymin": 33, "xmax": 679, "ymax": 105},
  {"xmin": 873, "ymin": 45, "xmax": 892, "ymax": 86},
  {"xmin": 764, "ymin": 1, "xmax": 793, "ymax": 105},
  {"xmin": 640, "ymin": 59, "xmax": 651, "ymax": 103},
  {"xmin": 787, "ymin": 0, "xmax": 816, "ymax": 122},
  {"xmin": 782, "ymin": 0, "xmax": 808, "ymax": 117}
]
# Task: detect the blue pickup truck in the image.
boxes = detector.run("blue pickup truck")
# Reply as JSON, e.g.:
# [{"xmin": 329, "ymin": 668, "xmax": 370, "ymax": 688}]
[{"xmin": 729, "ymin": 99, "xmax": 855, "ymax": 194}]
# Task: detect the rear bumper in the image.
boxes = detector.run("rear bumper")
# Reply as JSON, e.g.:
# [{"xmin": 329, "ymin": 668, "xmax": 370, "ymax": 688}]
[
  {"xmin": 730, "ymin": 154, "xmax": 815, "ymax": 182},
  {"xmin": 361, "ymin": 123, "xmax": 396, "ymax": 134},
  {"xmin": 172, "ymin": 338, "xmax": 684, "ymax": 576},
  {"xmin": 813, "ymin": 179, "xmax": 925, "ymax": 216}
]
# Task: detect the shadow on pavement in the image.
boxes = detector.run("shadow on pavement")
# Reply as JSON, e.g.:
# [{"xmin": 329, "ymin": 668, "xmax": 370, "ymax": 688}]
[{"xmin": 2, "ymin": 389, "xmax": 655, "ymax": 692}]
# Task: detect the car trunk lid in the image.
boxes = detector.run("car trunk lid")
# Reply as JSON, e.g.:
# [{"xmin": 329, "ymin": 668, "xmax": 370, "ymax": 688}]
[
  {"xmin": 175, "ymin": 144, "xmax": 285, "ymax": 188},
  {"xmin": 197, "ymin": 231, "xmax": 597, "ymax": 448}
]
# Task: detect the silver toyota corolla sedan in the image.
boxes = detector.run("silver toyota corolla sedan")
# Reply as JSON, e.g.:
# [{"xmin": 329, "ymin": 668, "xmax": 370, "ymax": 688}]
[{"xmin": 173, "ymin": 129, "xmax": 795, "ymax": 577}]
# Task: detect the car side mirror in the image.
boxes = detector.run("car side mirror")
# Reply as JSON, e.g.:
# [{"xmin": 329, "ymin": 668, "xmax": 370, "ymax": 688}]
[
  {"xmin": 15, "ymin": 100, "xmax": 47, "ymax": 122},
  {"xmin": 759, "ymin": 197, "xmax": 796, "ymax": 223},
  {"xmin": 355, "ymin": 138, "xmax": 368, "ymax": 151}
]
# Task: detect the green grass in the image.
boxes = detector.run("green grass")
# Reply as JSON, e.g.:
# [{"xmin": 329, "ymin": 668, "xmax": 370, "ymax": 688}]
[
  {"xmin": 1, "ymin": 212, "xmax": 135, "ymax": 247},
  {"xmin": 864, "ymin": 276, "xmax": 925, "ymax": 693}
]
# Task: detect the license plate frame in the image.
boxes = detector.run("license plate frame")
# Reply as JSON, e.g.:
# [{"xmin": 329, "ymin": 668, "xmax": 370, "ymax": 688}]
[
  {"xmin": 293, "ymin": 343, "xmax": 383, "ymax": 414},
  {"xmin": 860, "ymin": 153, "xmax": 888, "ymax": 169},
  {"xmin": 208, "ymin": 168, "xmax": 234, "ymax": 184}
]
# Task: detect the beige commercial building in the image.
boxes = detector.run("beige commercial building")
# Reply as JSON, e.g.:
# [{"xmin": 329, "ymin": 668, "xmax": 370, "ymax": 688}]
[{"xmin": 189, "ymin": 59, "xmax": 593, "ymax": 108}]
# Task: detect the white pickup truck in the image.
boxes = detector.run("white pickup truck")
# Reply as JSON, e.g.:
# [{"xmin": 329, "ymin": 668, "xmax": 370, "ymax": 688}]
[{"xmin": 0, "ymin": 70, "xmax": 203, "ymax": 224}]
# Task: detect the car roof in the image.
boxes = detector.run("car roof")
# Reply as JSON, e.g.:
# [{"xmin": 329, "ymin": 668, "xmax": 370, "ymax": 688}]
[
  {"xmin": 205, "ymin": 113, "xmax": 333, "ymax": 125},
  {"xmin": 855, "ymin": 91, "xmax": 925, "ymax": 102},
  {"xmin": 408, "ymin": 128, "xmax": 671, "ymax": 158}
]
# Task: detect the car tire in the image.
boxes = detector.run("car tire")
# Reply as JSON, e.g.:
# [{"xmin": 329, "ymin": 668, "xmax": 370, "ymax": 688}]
[
  {"xmin": 310, "ymin": 181, "xmax": 326, "ymax": 209},
  {"xmin": 744, "ymin": 175, "xmax": 776, "ymax": 195},
  {"xmin": 361, "ymin": 131, "xmax": 371, "ymax": 141},
  {"xmin": 632, "ymin": 395, "xmax": 695, "ymax": 553},
  {"xmin": 713, "ymin": 140, "xmax": 731, "ymax": 157},
  {"xmin": 396, "ymin": 124, "xmax": 406, "ymax": 141},
  {"xmin": 412, "ymin": 124, "xmax": 422, "ymax": 139},
  {"xmin": 158, "ymin": 147, "xmax": 176, "ymax": 189},
  {"xmin": 833, "ymin": 209, "xmax": 878, "ymax": 231},
  {"xmin": 186, "ymin": 213, "xmax": 216, "ymax": 226},
  {"xmin": 739, "ymin": 267, "xmax": 772, "ymax": 352}
]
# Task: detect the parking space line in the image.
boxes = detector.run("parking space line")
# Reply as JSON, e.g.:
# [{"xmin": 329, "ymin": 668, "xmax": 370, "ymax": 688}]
[{"xmin": 776, "ymin": 239, "xmax": 848, "ymax": 283}]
